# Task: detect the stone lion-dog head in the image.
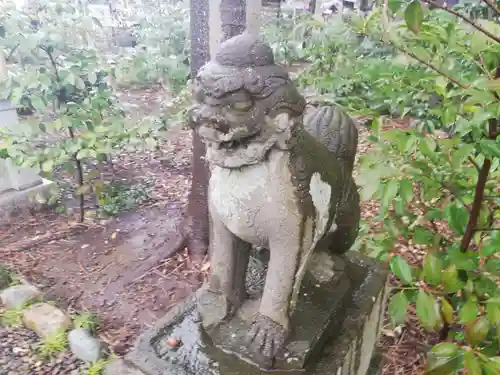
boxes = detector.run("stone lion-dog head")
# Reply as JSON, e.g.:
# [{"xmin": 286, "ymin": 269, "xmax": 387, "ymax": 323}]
[{"xmin": 189, "ymin": 33, "xmax": 307, "ymax": 168}]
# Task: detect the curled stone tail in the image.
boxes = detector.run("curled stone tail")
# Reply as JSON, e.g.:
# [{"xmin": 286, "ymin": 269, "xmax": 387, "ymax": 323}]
[{"xmin": 303, "ymin": 104, "xmax": 359, "ymax": 173}]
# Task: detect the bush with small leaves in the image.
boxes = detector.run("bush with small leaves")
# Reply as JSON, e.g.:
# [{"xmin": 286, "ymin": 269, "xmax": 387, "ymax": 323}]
[
  {"xmin": 0, "ymin": 0, "xmax": 164, "ymax": 222},
  {"xmin": 285, "ymin": 1, "xmax": 499, "ymax": 373}
]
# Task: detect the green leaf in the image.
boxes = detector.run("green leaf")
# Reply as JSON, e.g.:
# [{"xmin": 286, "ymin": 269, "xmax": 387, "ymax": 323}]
[
  {"xmin": 76, "ymin": 148, "xmax": 97, "ymax": 160},
  {"xmin": 9, "ymin": 87, "xmax": 24, "ymax": 105},
  {"xmin": 485, "ymin": 258, "xmax": 500, "ymax": 276},
  {"xmin": 388, "ymin": 291, "xmax": 409, "ymax": 326},
  {"xmin": 382, "ymin": 180, "xmax": 399, "ymax": 207},
  {"xmin": 465, "ymin": 316, "xmax": 490, "ymax": 347},
  {"xmin": 486, "ymin": 301, "xmax": 500, "ymax": 325},
  {"xmin": 451, "ymin": 144, "xmax": 474, "ymax": 169},
  {"xmin": 390, "ymin": 256, "xmax": 413, "ymax": 285},
  {"xmin": 459, "ymin": 297, "xmax": 479, "ymax": 324},
  {"xmin": 484, "ymin": 360, "xmax": 500, "ymax": 375},
  {"xmin": 448, "ymin": 247, "xmax": 479, "ymax": 271},
  {"xmin": 431, "ymin": 342, "xmax": 459, "ymax": 357},
  {"xmin": 479, "ymin": 140, "xmax": 500, "ymax": 159},
  {"xmin": 414, "ymin": 227, "xmax": 434, "ymax": 245},
  {"xmin": 399, "ymin": 179, "xmax": 413, "ymax": 204},
  {"xmin": 74, "ymin": 76, "xmax": 86, "ymax": 91},
  {"xmin": 419, "ymin": 137, "xmax": 437, "ymax": 158},
  {"xmin": 474, "ymin": 277, "xmax": 498, "ymax": 299},
  {"xmin": 387, "ymin": 0, "xmax": 403, "ymax": 12},
  {"xmin": 88, "ymin": 71, "xmax": 97, "ymax": 85},
  {"xmin": 441, "ymin": 298, "xmax": 454, "ymax": 325},
  {"xmin": 464, "ymin": 352, "xmax": 481, "ymax": 375},
  {"xmin": 425, "ymin": 342, "xmax": 461, "ymax": 375},
  {"xmin": 360, "ymin": 180, "xmax": 380, "ymax": 201},
  {"xmin": 416, "ymin": 290, "xmax": 440, "ymax": 331},
  {"xmin": 404, "ymin": 0, "xmax": 424, "ymax": 35},
  {"xmin": 41, "ymin": 159, "xmax": 54, "ymax": 173},
  {"xmin": 30, "ymin": 96, "xmax": 46, "ymax": 113},
  {"xmin": 422, "ymin": 254, "xmax": 442, "ymax": 286},
  {"xmin": 480, "ymin": 242, "xmax": 498, "ymax": 257},
  {"xmin": 445, "ymin": 203, "xmax": 469, "ymax": 236}
]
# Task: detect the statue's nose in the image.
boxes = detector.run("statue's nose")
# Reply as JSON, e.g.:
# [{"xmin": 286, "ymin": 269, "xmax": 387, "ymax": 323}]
[
  {"xmin": 196, "ymin": 106, "xmax": 230, "ymax": 133},
  {"xmin": 211, "ymin": 120, "xmax": 230, "ymax": 133}
]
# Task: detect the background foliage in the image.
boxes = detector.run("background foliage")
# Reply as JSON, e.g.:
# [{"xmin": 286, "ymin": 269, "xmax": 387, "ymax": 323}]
[{"xmin": 0, "ymin": 0, "xmax": 498, "ymax": 373}]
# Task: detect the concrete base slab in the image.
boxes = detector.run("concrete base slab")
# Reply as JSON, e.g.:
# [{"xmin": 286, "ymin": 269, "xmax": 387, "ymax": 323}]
[
  {"xmin": 123, "ymin": 252, "xmax": 389, "ymax": 375},
  {"xmin": 0, "ymin": 178, "xmax": 56, "ymax": 223}
]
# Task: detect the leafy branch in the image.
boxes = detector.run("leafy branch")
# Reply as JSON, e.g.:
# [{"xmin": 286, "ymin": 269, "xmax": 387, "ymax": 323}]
[
  {"xmin": 480, "ymin": 0, "xmax": 500, "ymax": 16},
  {"xmin": 422, "ymin": 0, "xmax": 500, "ymax": 44},
  {"xmin": 43, "ymin": 44, "xmax": 86, "ymax": 222}
]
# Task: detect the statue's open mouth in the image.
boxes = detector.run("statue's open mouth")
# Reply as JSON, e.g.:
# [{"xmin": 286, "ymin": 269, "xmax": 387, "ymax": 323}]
[
  {"xmin": 217, "ymin": 130, "xmax": 261, "ymax": 150},
  {"xmin": 218, "ymin": 137, "xmax": 249, "ymax": 149}
]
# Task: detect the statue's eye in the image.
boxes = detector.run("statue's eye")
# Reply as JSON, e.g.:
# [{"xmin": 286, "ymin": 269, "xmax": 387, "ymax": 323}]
[{"xmin": 230, "ymin": 101, "xmax": 252, "ymax": 111}]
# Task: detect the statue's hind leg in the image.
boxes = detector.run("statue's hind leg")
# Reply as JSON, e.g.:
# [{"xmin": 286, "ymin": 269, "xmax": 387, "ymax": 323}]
[{"xmin": 329, "ymin": 182, "xmax": 360, "ymax": 254}]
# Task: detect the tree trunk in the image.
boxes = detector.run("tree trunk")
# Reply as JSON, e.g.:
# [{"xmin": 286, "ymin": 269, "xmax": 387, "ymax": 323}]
[
  {"xmin": 179, "ymin": 0, "xmax": 212, "ymax": 262},
  {"xmin": 309, "ymin": 0, "xmax": 317, "ymax": 13},
  {"xmin": 220, "ymin": 0, "xmax": 247, "ymax": 41},
  {"xmin": 167, "ymin": 0, "xmax": 248, "ymax": 263}
]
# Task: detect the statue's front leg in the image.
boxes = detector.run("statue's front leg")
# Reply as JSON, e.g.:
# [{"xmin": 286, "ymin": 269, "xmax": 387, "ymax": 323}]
[
  {"xmin": 246, "ymin": 230, "xmax": 302, "ymax": 361},
  {"xmin": 196, "ymin": 209, "xmax": 251, "ymax": 330}
]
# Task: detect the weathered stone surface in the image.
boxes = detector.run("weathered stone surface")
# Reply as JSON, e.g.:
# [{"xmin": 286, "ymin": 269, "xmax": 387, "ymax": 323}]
[
  {"xmin": 22, "ymin": 303, "xmax": 71, "ymax": 339},
  {"xmin": 68, "ymin": 328, "xmax": 106, "ymax": 362},
  {"xmin": 0, "ymin": 284, "xmax": 41, "ymax": 309},
  {"xmin": 104, "ymin": 358, "xmax": 146, "ymax": 375},
  {"xmin": 189, "ymin": 32, "xmax": 361, "ymax": 368},
  {"xmin": 126, "ymin": 251, "xmax": 389, "ymax": 375}
]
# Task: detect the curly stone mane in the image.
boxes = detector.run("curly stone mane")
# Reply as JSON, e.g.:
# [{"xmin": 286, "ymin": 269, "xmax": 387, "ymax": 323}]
[{"xmin": 193, "ymin": 33, "xmax": 306, "ymax": 118}]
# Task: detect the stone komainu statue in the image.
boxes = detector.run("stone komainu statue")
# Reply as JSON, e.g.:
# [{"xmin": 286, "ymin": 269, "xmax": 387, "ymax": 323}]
[{"xmin": 189, "ymin": 33, "xmax": 360, "ymax": 364}]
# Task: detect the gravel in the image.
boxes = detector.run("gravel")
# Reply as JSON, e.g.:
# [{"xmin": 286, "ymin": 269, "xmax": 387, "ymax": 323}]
[{"xmin": 0, "ymin": 326, "xmax": 87, "ymax": 375}]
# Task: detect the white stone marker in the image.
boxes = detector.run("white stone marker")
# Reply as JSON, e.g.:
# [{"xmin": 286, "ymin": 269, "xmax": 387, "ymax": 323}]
[{"xmin": 0, "ymin": 51, "xmax": 54, "ymax": 221}]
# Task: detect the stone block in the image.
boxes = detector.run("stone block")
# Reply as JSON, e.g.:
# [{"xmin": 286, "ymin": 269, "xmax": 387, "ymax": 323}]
[
  {"xmin": 0, "ymin": 99, "xmax": 56, "ymax": 223},
  {"xmin": 125, "ymin": 251, "xmax": 389, "ymax": 375},
  {"xmin": 0, "ymin": 284, "xmax": 42, "ymax": 309},
  {"xmin": 23, "ymin": 303, "xmax": 72, "ymax": 339},
  {"xmin": 0, "ymin": 177, "xmax": 55, "ymax": 223},
  {"xmin": 68, "ymin": 328, "xmax": 107, "ymax": 362}
]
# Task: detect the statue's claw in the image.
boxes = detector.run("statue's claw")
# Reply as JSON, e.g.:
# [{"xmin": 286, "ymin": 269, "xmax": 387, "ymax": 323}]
[{"xmin": 246, "ymin": 313, "xmax": 288, "ymax": 361}]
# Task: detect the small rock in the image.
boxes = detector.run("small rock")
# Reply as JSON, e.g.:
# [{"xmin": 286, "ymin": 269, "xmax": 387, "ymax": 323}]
[
  {"xmin": 0, "ymin": 284, "xmax": 41, "ymax": 309},
  {"xmin": 68, "ymin": 328, "xmax": 106, "ymax": 362},
  {"xmin": 104, "ymin": 358, "xmax": 147, "ymax": 375},
  {"xmin": 23, "ymin": 303, "xmax": 71, "ymax": 339}
]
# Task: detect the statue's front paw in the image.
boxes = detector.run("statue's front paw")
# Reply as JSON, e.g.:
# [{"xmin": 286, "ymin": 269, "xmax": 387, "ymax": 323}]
[
  {"xmin": 196, "ymin": 286, "xmax": 229, "ymax": 330},
  {"xmin": 245, "ymin": 313, "xmax": 289, "ymax": 362}
]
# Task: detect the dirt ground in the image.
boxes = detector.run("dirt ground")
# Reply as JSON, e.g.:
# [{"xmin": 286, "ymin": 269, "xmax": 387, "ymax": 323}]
[{"xmin": 0, "ymin": 89, "xmax": 435, "ymax": 374}]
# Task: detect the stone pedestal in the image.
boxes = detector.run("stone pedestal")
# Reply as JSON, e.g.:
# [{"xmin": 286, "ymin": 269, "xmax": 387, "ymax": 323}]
[
  {"xmin": 120, "ymin": 251, "xmax": 388, "ymax": 375},
  {"xmin": 0, "ymin": 99, "xmax": 55, "ymax": 222}
]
